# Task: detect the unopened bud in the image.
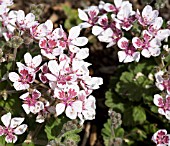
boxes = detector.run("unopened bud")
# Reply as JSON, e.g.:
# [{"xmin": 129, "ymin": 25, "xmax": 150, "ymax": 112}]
[{"xmin": 7, "ymin": 36, "xmax": 23, "ymax": 49}]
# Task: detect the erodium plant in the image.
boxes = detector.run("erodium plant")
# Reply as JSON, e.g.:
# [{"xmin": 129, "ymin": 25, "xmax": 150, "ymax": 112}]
[
  {"xmin": 0, "ymin": 0, "xmax": 103, "ymax": 144},
  {"xmin": 0, "ymin": 0, "xmax": 170, "ymax": 145},
  {"xmin": 77, "ymin": 0, "xmax": 170, "ymax": 145}
]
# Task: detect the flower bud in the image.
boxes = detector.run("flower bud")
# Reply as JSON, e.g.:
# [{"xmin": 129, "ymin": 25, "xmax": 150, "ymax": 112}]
[{"xmin": 7, "ymin": 36, "xmax": 23, "ymax": 49}]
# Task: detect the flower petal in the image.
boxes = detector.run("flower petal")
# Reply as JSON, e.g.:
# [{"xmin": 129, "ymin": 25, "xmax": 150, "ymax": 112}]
[
  {"xmin": 13, "ymin": 82, "xmax": 29, "ymax": 91},
  {"xmin": 78, "ymin": 9, "xmax": 89, "ymax": 21},
  {"xmin": 92, "ymin": 25, "xmax": 104, "ymax": 36},
  {"xmin": 56, "ymin": 103, "xmax": 65, "ymax": 116},
  {"xmin": 8, "ymin": 72, "xmax": 20, "ymax": 82},
  {"xmin": 118, "ymin": 51, "xmax": 126, "ymax": 62},
  {"xmin": 75, "ymin": 48, "xmax": 89, "ymax": 60},
  {"xmin": 32, "ymin": 55, "xmax": 42, "ymax": 68},
  {"xmin": 69, "ymin": 26, "xmax": 81, "ymax": 39},
  {"xmin": 71, "ymin": 37, "xmax": 88, "ymax": 46},
  {"xmin": 14, "ymin": 124, "xmax": 27, "ymax": 135},
  {"xmin": 24, "ymin": 52, "xmax": 32, "ymax": 67},
  {"xmin": 22, "ymin": 104, "xmax": 30, "ymax": 114},
  {"xmin": 48, "ymin": 60, "xmax": 59, "ymax": 75},
  {"xmin": 65, "ymin": 106, "xmax": 77, "ymax": 119},
  {"xmin": 19, "ymin": 92, "xmax": 29, "ymax": 100},
  {"xmin": 1, "ymin": 112, "xmax": 11, "ymax": 127},
  {"xmin": 10, "ymin": 117, "xmax": 24, "ymax": 128}
]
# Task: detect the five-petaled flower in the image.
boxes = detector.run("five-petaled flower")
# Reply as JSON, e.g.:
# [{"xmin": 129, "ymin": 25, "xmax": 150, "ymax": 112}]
[
  {"xmin": 154, "ymin": 94, "xmax": 170, "ymax": 120},
  {"xmin": 152, "ymin": 129, "xmax": 170, "ymax": 146},
  {"xmin": 0, "ymin": 112, "xmax": 27, "ymax": 143},
  {"xmin": 117, "ymin": 37, "xmax": 140, "ymax": 63},
  {"xmin": 19, "ymin": 89, "xmax": 44, "ymax": 114}
]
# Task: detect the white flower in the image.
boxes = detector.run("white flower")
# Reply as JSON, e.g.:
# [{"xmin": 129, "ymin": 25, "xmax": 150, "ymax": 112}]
[
  {"xmin": 0, "ymin": 112, "xmax": 27, "ymax": 143},
  {"xmin": 116, "ymin": 2, "xmax": 135, "ymax": 31},
  {"xmin": 78, "ymin": 6, "xmax": 99, "ymax": 29},
  {"xmin": 55, "ymin": 85, "xmax": 83, "ymax": 119},
  {"xmin": 118, "ymin": 37, "xmax": 140, "ymax": 63},
  {"xmin": 16, "ymin": 10, "xmax": 36, "ymax": 30},
  {"xmin": 19, "ymin": 89, "xmax": 44, "ymax": 114},
  {"xmin": 24, "ymin": 52, "xmax": 42, "ymax": 72},
  {"xmin": 9, "ymin": 66, "xmax": 35, "ymax": 91},
  {"xmin": 152, "ymin": 129, "xmax": 170, "ymax": 145},
  {"xmin": 137, "ymin": 5, "xmax": 159, "ymax": 26}
]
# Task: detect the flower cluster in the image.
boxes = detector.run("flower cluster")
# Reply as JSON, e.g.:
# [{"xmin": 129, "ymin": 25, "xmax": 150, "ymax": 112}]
[
  {"xmin": 0, "ymin": 0, "xmax": 103, "ymax": 143},
  {"xmin": 0, "ymin": 0, "xmax": 103, "ymax": 125},
  {"xmin": 0, "ymin": 112, "xmax": 27, "ymax": 143},
  {"xmin": 154, "ymin": 71, "xmax": 170, "ymax": 120},
  {"xmin": 152, "ymin": 129, "xmax": 170, "ymax": 146},
  {"xmin": 78, "ymin": 0, "xmax": 170, "ymax": 63},
  {"xmin": 153, "ymin": 68, "xmax": 170, "ymax": 145}
]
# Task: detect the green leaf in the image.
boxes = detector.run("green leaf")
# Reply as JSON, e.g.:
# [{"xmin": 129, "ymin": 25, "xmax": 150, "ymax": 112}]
[
  {"xmin": 102, "ymin": 119, "xmax": 112, "ymax": 146},
  {"xmin": 115, "ymin": 128, "xmax": 124, "ymax": 138},
  {"xmin": 105, "ymin": 90, "xmax": 125, "ymax": 112},
  {"xmin": 64, "ymin": 134, "xmax": 80, "ymax": 143},
  {"xmin": 115, "ymin": 62, "xmax": 155, "ymax": 102},
  {"xmin": 62, "ymin": 4, "xmax": 82, "ymax": 30},
  {"xmin": 45, "ymin": 116, "xmax": 68, "ymax": 140},
  {"xmin": 0, "ymin": 136, "xmax": 5, "ymax": 145},
  {"xmin": 132, "ymin": 106, "xmax": 146, "ymax": 124},
  {"xmin": 123, "ymin": 107, "xmax": 134, "ymax": 126}
]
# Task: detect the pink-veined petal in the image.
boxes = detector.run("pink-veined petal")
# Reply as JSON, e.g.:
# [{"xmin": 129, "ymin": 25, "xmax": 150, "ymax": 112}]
[
  {"xmin": 0, "ymin": 126, "xmax": 4, "ymax": 136},
  {"xmin": 41, "ymin": 49, "xmax": 56, "ymax": 59},
  {"xmin": 132, "ymin": 37, "xmax": 143, "ymax": 48},
  {"xmin": 104, "ymin": 3, "xmax": 116, "ymax": 12},
  {"xmin": 117, "ymin": 37, "xmax": 129, "ymax": 50},
  {"xmin": 5, "ymin": 134, "xmax": 17, "ymax": 143},
  {"xmin": 39, "ymin": 38, "xmax": 47, "ymax": 48},
  {"xmin": 154, "ymin": 94, "xmax": 163, "ymax": 107}
]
